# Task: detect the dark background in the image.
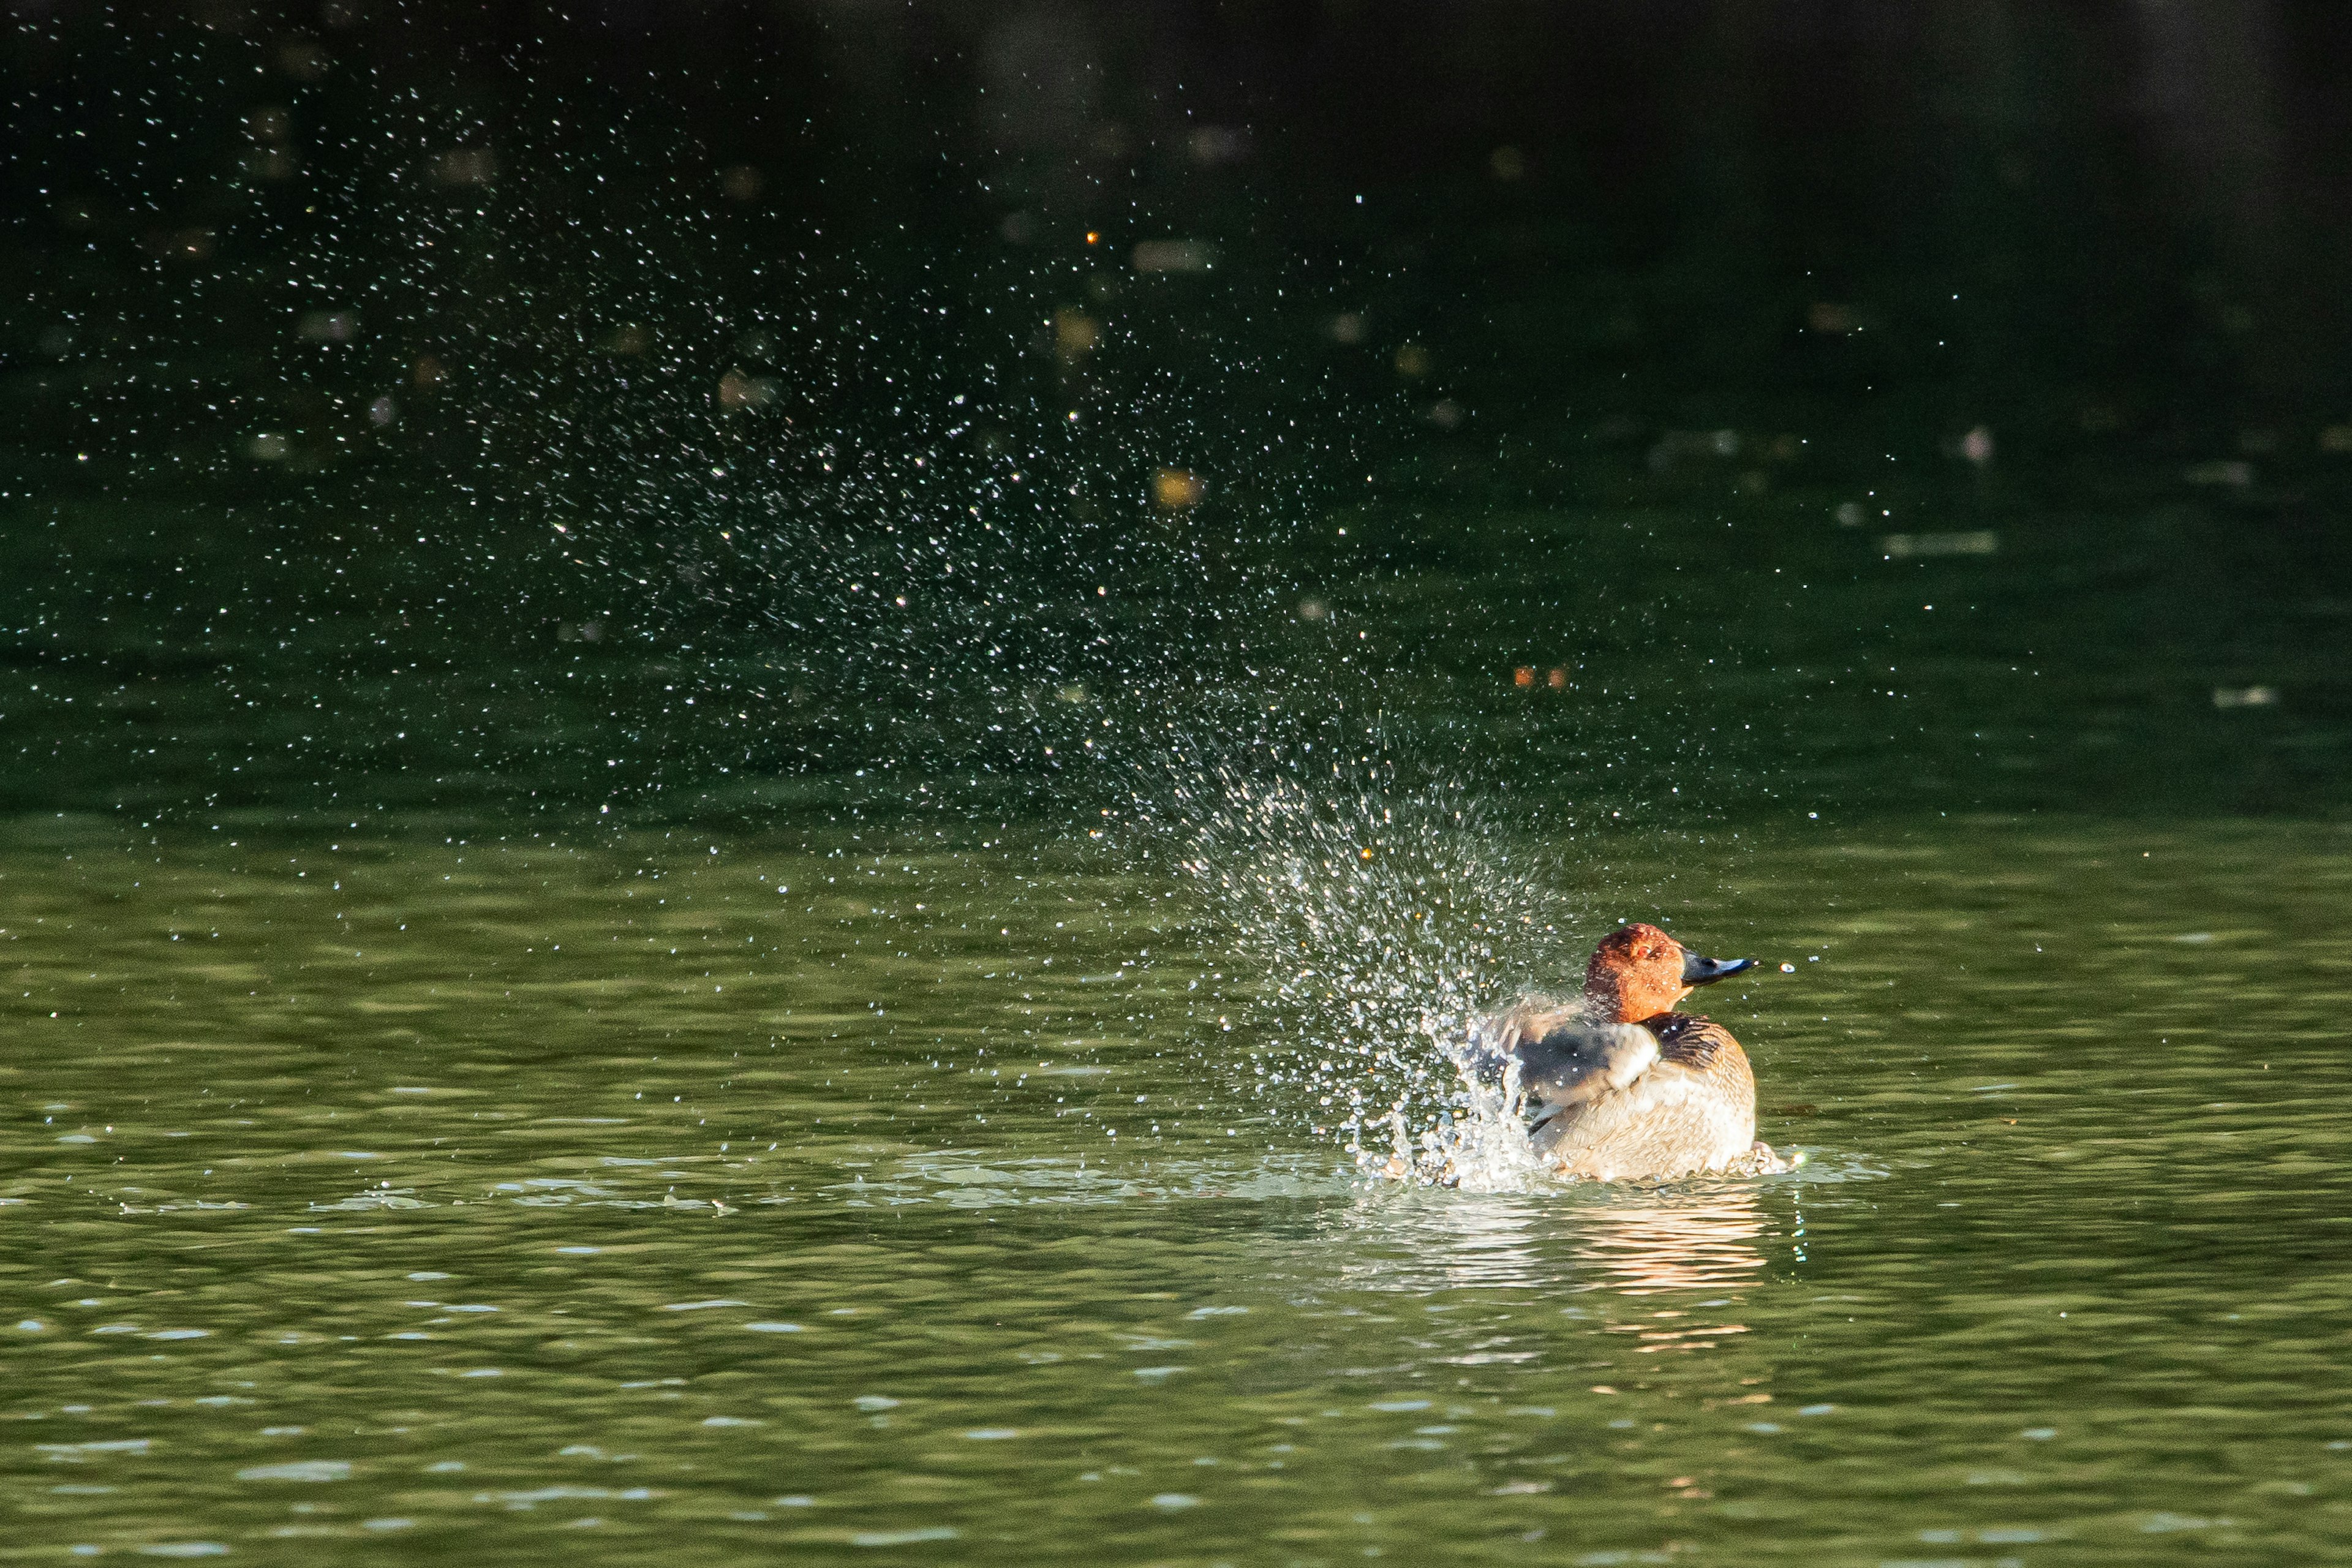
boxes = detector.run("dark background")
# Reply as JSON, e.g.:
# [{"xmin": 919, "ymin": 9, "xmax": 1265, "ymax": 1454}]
[
  {"xmin": 15, "ymin": 1, "xmax": 2352, "ymax": 475},
  {"xmin": 5, "ymin": 1, "xmax": 2351, "ymax": 829}
]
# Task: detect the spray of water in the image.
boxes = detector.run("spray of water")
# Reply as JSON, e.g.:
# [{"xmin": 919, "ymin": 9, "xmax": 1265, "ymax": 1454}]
[
  {"xmin": 221, "ymin": 77, "xmax": 1670, "ymax": 1200},
  {"xmin": 1158, "ymin": 761, "xmax": 1601, "ymax": 1190}
]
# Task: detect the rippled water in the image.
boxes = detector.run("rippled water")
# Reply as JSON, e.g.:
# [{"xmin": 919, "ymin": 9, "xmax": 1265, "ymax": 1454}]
[
  {"xmin": 9, "ymin": 814, "xmax": 2351, "ymax": 1562},
  {"xmin": 13, "ymin": 10, "xmax": 2352, "ymax": 1556}
]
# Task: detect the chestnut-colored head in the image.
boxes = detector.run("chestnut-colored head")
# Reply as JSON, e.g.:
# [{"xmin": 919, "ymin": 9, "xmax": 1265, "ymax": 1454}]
[{"xmin": 1584, "ymin": 922, "xmax": 1758, "ymax": 1023}]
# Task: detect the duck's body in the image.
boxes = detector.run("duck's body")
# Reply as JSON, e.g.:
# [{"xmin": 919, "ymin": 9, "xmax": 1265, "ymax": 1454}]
[
  {"xmin": 1478, "ymin": 924, "xmax": 1769, "ymax": 1181},
  {"xmin": 1488, "ymin": 1007, "xmax": 1756, "ymax": 1180}
]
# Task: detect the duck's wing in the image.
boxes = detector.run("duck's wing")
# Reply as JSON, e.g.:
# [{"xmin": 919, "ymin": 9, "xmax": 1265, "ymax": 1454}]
[
  {"xmin": 1459, "ymin": 1002, "xmax": 1572, "ymax": 1079},
  {"xmin": 1508, "ymin": 1021, "xmax": 1661, "ymax": 1109}
]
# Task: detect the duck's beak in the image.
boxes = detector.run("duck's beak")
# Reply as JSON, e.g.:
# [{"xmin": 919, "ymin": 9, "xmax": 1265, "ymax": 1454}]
[{"xmin": 1682, "ymin": 951, "xmax": 1758, "ymax": 987}]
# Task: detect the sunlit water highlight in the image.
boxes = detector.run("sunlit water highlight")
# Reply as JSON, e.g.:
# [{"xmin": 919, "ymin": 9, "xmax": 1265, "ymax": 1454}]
[{"xmin": 9, "ymin": 816, "xmax": 2352, "ymax": 1562}]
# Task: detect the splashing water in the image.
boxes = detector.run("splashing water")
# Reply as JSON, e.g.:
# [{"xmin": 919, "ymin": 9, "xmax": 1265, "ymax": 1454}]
[{"xmin": 1160, "ymin": 765, "xmax": 1598, "ymax": 1189}]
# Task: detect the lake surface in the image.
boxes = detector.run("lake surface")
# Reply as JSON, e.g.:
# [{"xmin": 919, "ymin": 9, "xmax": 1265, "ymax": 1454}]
[
  {"xmin": 9, "ymin": 354, "xmax": 2352, "ymax": 1568},
  {"xmin": 7, "ymin": 807, "xmax": 2352, "ymax": 1564}
]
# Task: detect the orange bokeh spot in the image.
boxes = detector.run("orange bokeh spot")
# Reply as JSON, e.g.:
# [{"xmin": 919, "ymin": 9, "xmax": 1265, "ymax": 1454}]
[
  {"xmin": 1085, "ymin": 231, "xmax": 1100, "ymax": 244},
  {"xmin": 1513, "ymin": 666, "xmax": 1536, "ymax": 687},
  {"xmin": 1153, "ymin": 468, "xmax": 1204, "ymax": 509},
  {"xmin": 1548, "ymin": 667, "xmax": 1567, "ymax": 689}
]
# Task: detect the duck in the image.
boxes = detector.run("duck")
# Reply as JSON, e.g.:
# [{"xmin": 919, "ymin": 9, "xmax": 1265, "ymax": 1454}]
[{"xmin": 1476, "ymin": 923, "xmax": 1772, "ymax": 1181}]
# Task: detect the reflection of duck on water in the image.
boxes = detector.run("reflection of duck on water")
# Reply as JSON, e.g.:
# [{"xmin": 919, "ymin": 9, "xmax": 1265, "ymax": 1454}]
[
  {"xmin": 1576, "ymin": 1188, "xmax": 1769, "ymax": 1297},
  {"xmin": 1333, "ymin": 1182, "xmax": 1770, "ymax": 1299},
  {"xmin": 1473, "ymin": 923, "xmax": 1785, "ymax": 1181}
]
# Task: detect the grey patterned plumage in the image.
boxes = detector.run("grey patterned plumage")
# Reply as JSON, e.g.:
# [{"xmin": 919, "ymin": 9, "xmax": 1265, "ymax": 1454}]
[{"xmin": 1495, "ymin": 1009, "xmax": 1757, "ymax": 1180}]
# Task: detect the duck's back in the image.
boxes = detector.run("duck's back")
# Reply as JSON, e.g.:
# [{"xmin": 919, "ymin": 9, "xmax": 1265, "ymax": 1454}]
[{"xmin": 1524, "ymin": 1011, "xmax": 1755, "ymax": 1180}]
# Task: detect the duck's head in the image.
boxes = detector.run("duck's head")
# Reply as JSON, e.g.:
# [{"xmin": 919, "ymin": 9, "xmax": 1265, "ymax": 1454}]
[{"xmin": 1584, "ymin": 922, "xmax": 1758, "ymax": 1024}]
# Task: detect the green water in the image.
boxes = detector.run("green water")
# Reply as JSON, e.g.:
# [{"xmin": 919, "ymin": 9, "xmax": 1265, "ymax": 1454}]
[
  {"xmin": 7, "ymin": 813, "xmax": 2352, "ymax": 1563},
  {"xmin": 13, "ymin": 5, "xmax": 2352, "ymax": 1558},
  {"xmin": 8, "ymin": 428, "xmax": 2352, "ymax": 1568},
  {"xmin": 6, "ymin": 471, "xmax": 2352, "ymax": 1566}
]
